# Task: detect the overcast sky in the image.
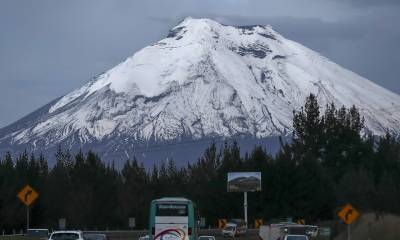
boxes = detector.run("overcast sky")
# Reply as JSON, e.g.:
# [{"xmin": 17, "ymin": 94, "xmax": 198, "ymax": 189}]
[{"xmin": 0, "ymin": 0, "xmax": 399, "ymax": 128}]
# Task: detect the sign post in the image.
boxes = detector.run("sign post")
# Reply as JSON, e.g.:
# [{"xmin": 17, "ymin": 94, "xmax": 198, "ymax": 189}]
[
  {"xmin": 348, "ymin": 224, "xmax": 350, "ymax": 240},
  {"xmin": 27, "ymin": 206, "xmax": 29, "ymax": 231},
  {"xmin": 17, "ymin": 185, "xmax": 39, "ymax": 232},
  {"xmin": 199, "ymin": 218, "xmax": 206, "ymax": 228},
  {"xmin": 243, "ymin": 192, "xmax": 248, "ymax": 226},
  {"xmin": 338, "ymin": 203, "xmax": 359, "ymax": 240},
  {"xmin": 129, "ymin": 218, "xmax": 136, "ymax": 229},
  {"xmin": 59, "ymin": 218, "xmax": 66, "ymax": 230}
]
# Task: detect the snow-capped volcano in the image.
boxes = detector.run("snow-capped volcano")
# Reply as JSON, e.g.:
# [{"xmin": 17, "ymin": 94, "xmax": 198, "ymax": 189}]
[{"xmin": 1, "ymin": 17, "xmax": 399, "ymax": 164}]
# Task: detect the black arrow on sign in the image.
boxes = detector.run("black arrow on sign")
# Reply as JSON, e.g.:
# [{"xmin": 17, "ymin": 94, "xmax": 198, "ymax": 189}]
[
  {"xmin": 345, "ymin": 208, "xmax": 353, "ymax": 221},
  {"xmin": 24, "ymin": 190, "xmax": 32, "ymax": 202}
]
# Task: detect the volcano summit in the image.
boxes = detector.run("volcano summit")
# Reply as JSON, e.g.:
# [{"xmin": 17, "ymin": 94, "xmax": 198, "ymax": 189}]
[{"xmin": 1, "ymin": 18, "xmax": 399, "ymax": 166}]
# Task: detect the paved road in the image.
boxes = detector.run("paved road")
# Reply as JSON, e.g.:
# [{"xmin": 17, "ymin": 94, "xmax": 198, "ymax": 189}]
[{"xmin": 84, "ymin": 229, "xmax": 259, "ymax": 240}]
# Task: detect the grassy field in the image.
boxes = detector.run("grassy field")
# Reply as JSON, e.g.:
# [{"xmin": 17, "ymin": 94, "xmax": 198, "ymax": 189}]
[{"xmin": 334, "ymin": 212, "xmax": 400, "ymax": 240}]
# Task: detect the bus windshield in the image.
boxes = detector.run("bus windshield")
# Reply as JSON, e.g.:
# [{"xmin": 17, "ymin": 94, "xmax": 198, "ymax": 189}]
[{"xmin": 156, "ymin": 203, "xmax": 188, "ymax": 216}]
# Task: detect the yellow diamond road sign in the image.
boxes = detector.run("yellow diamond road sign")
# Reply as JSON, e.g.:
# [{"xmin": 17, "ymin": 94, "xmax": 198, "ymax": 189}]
[
  {"xmin": 17, "ymin": 185, "xmax": 39, "ymax": 206},
  {"xmin": 338, "ymin": 203, "xmax": 359, "ymax": 225},
  {"xmin": 218, "ymin": 219, "xmax": 227, "ymax": 229},
  {"xmin": 297, "ymin": 219, "xmax": 305, "ymax": 225},
  {"xmin": 255, "ymin": 219, "xmax": 263, "ymax": 229}
]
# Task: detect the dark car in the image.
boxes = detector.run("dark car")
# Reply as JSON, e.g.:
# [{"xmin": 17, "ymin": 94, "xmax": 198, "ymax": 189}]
[{"xmin": 84, "ymin": 234, "xmax": 107, "ymax": 240}]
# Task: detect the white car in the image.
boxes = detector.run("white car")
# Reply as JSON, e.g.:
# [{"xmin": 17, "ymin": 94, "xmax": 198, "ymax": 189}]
[
  {"xmin": 222, "ymin": 224, "xmax": 236, "ymax": 238},
  {"xmin": 49, "ymin": 231, "xmax": 85, "ymax": 240},
  {"xmin": 284, "ymin": 235, "xmax": 309, "ymax": 240}
]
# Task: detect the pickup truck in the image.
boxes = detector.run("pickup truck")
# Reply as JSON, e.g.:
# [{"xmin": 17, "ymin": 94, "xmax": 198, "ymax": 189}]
[{"xmin": 222, "ymin": 221, "xmax": 247, "ymax": 238}]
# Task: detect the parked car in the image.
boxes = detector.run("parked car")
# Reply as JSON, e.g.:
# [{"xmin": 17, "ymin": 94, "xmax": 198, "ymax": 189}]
[
  {"xmin": 49, "ymin": 231, "xmax": 85, "ymax": 240},
  {"xmin": 84, "ymin": 234, "xmax": 107, "ymax": 240}
]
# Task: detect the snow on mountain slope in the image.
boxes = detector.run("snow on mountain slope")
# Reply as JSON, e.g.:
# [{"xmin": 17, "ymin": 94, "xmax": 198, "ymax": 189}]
[{"xmin": 1, "ymin": 17, "xmax": 399, "ymax": 159}]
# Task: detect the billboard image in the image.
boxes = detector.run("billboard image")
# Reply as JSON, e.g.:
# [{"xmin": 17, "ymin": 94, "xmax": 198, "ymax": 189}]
[{"xmin": 227, "ymin": 172, "xmax": 261, "ymax": 192}]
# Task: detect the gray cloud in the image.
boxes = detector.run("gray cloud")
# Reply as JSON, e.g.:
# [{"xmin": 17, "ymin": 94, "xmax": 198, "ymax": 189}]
[
  {"xmin": 339, "ymin": 0, "xmax": 400, "ymax": 7},
  {"xmin": 0, "ymin": 0, "xmax": 399, "ymax": 127}
]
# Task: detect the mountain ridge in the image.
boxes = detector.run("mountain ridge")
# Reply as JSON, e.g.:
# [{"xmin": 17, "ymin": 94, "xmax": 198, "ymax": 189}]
[{"xmin": 1, "ymin": 17, "xmax": 399, "ymax": 165}]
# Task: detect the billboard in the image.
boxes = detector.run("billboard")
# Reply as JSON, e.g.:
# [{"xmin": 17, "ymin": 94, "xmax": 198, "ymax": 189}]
[{"xmin": 227, "ymin": 172, "xmax": 261, "ymax": 192}]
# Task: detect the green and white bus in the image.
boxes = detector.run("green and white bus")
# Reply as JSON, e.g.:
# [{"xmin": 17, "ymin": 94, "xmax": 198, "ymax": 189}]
[{"xmin": 149, "ymin": 197, "xmax": 197, "ymax": 240}]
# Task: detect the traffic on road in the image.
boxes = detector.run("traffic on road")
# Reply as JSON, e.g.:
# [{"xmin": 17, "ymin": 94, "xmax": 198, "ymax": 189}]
[{"xmin": 20, "ymin": 197, "xmax": 320, "ymax": 240}]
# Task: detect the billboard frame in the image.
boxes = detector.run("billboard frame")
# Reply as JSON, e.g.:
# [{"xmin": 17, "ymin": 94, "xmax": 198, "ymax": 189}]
[{"xmin": 227, "ymin": 172, "xmax": 262, "ymax": 192}]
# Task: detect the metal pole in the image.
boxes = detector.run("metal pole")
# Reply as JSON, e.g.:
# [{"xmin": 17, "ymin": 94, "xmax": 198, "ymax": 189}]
[
  {"xmin": 244, "ymin": 192, "xmax": 248, "ymax": 227},
  {"xmin": 27, "ymin": 205, "xmax": 30, "ymax": 233},
  {"xmin": 347, "ymin": 224, "xmax": 350, "ymax": 240}
]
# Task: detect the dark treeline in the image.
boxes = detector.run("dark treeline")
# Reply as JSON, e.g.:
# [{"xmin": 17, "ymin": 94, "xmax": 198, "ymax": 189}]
[{"xmin": 0, "ymin": 94, "xmax": 399, "ymax": 231}]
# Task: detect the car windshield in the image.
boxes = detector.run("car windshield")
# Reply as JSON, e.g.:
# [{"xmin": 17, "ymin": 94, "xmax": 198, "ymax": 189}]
[
  {"xmin": 224, "ymin": 226, "xmax": 235, "ymax": 231},
  {"xmin": 85, "ymin": 235, "xmax": 106, "ymax": 240},
  {"xmin": 198, "ymin": 237, "xmax": 214, "ymax": 240},
  {"xmin": 286, "ymin": 236, "xmax": 308, "ymax": 240},
  {"xmin": 51, "ymin": 233, "xmax": 79, "ymax": 240}
]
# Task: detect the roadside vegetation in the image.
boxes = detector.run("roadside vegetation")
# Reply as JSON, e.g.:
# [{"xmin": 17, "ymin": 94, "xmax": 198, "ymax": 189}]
[{"xmin": 0, "ymin": 94, "xmax": 399, "ymax": 231}]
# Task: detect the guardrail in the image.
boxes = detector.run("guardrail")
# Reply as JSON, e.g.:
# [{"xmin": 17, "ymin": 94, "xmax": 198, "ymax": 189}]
[
  {"xmin": 85, "ymin": 229, "xmax": 259, "ymax": 240},
  {"xmin": 85, "ymin": 231, "xmax": 147, "ymax": 240},
  {"xmin": 0, "ymin": 234, "xmax": 25, "ymax": 237}
]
